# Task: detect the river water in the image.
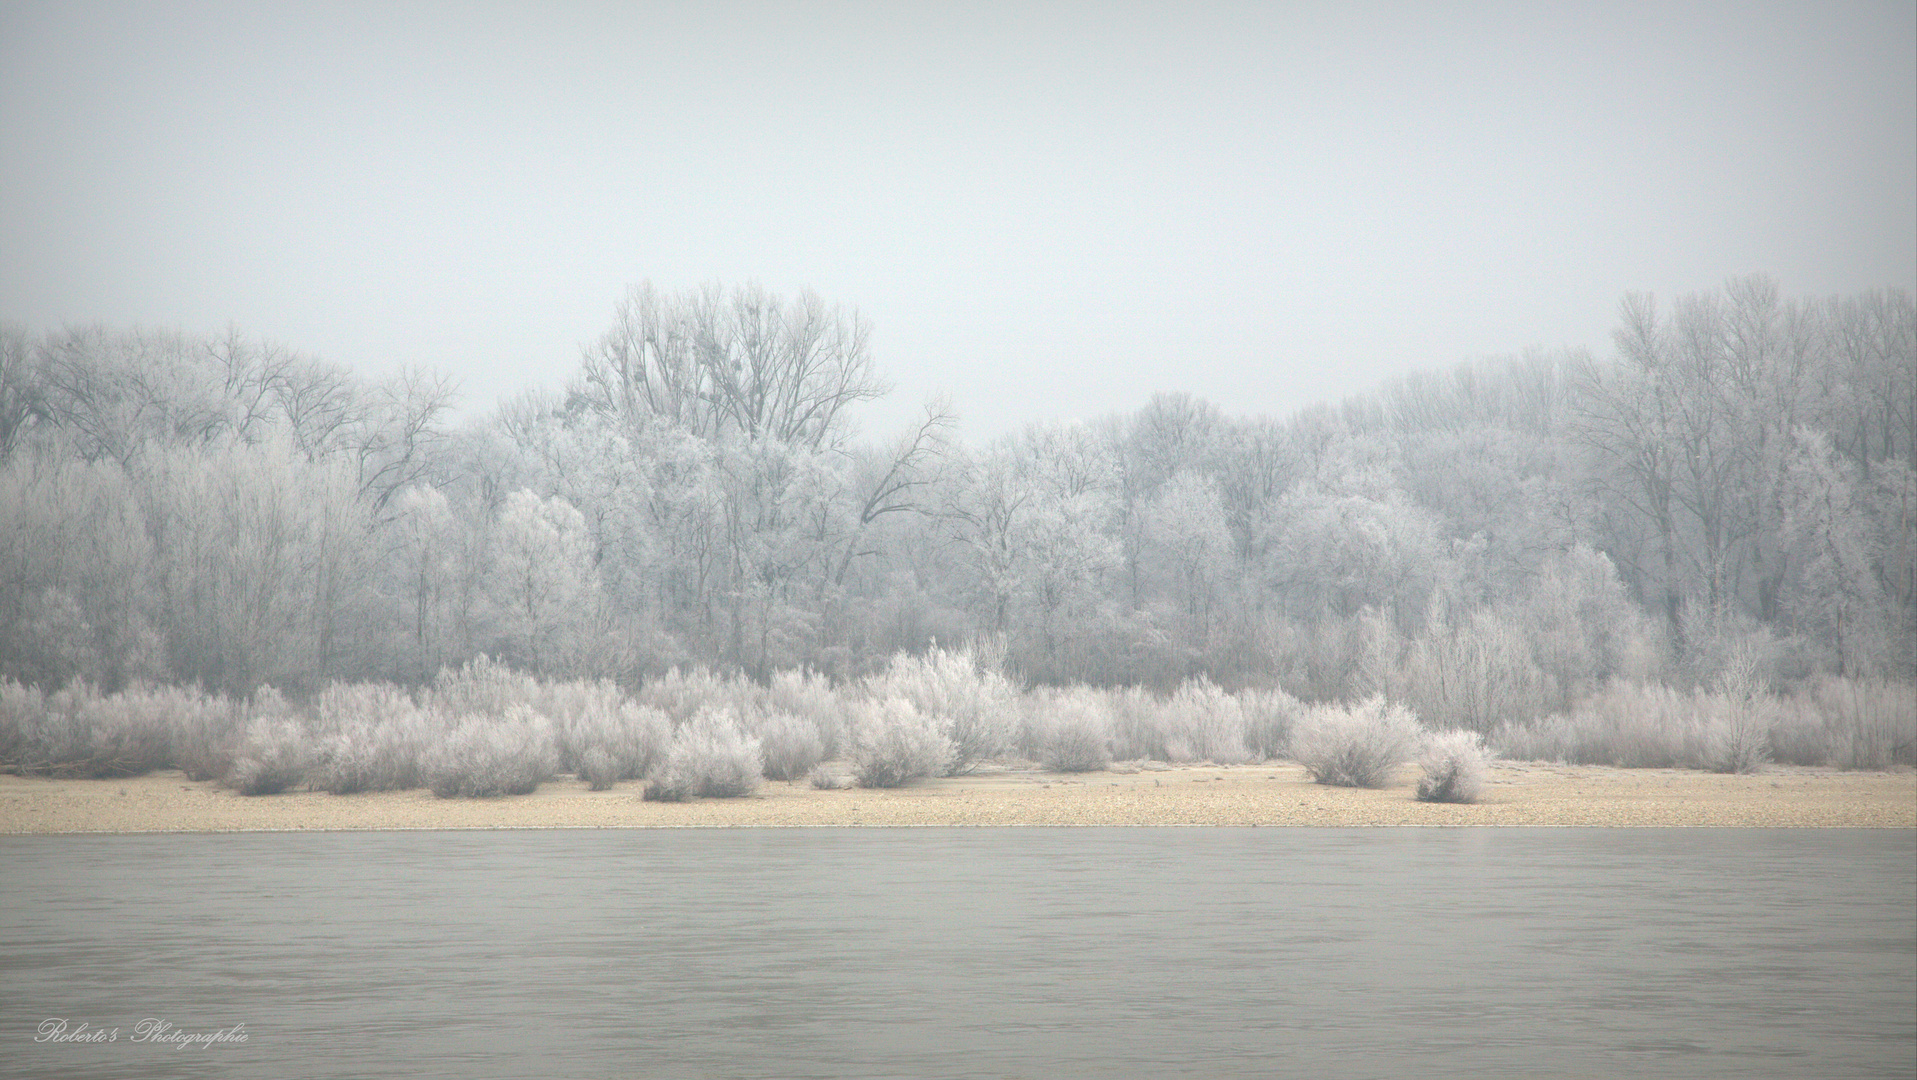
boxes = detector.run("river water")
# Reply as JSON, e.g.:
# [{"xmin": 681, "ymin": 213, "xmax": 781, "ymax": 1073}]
[{"xmin": 3, "ymin": 828, "xmax": 1912, "ymax": 1079}]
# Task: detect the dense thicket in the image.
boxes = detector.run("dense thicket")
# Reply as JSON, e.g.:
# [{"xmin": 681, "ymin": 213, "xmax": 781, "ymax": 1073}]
[{"xmin": 1, "ymin": 276, "xmax": 1910, "ymax": 733}]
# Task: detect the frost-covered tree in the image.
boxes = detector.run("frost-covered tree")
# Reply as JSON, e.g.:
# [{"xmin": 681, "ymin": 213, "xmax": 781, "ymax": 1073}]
[{"xmin": 488, "ymin": 489, "xmax": 599, "ymax": 675}]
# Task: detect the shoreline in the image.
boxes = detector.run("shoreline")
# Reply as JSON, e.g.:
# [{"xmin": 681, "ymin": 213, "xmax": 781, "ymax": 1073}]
[{"xmin": 3, "ymin": 760, "xmax": 1912, "ymax": 833}]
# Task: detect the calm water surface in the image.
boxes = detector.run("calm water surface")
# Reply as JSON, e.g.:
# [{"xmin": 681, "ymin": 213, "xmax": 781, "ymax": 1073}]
[{"xmin": 2, "ymin": 828, "xmax": 1912, "ymax": 1079}]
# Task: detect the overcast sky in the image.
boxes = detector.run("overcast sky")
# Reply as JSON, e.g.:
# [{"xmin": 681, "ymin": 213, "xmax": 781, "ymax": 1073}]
[{"xmin": 3, "ymin": 1, "xmax": 1913, "ymax": 441}]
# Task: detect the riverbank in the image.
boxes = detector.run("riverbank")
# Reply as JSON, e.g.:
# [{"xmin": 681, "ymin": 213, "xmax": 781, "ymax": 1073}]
[{"xmin": 3, "ymin": 760, "xmax": 1912, "ymax": 832}]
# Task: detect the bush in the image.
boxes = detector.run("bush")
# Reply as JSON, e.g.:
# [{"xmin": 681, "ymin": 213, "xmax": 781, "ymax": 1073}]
[
  {"xmin": 847, "ymin": 697, "xmax": 952, "ymax": 788},
  {"xmin": 1416, "ymin": 730, "xmax": 1492, "ymax": 803},
  {"xmin": 1491, "ymin": 682, "xmax": 1709, "ymax": 768},
  {"xmin": 636, "ymin": 667, "xmax": 757, "ymax": 725},
  {"xmin": 1162, "ymin": 677, "xmax": 1254, "ymax": 764},
  {"xmin": 577, "ymin": 745, "xmax": 619, "ymax": 791},
  {"xmin": 535, "ymin": 678, "xmax": 625, "ymax": 774},
  {"xmin": 1702, "ymin": 647, "xmax": 1772, "ymax": 774},
  {"xmin": 862, "ymin": 646, "xmax": 1017, "ymax": 774},
  {"xmin": 575, "ymin": 702, "xmax": 671, "ymax": 790},
  {"xmin": 754, "ymin": 711, "xmax": 825, "ymax": 782},
  {"xmin": 1290, "ymin": 696, "xmax": 1421, "ymax": 788},
  {"xmin": 312, "ymin": 682, "xmax": 431, "ymax": 793},
  {"xmin": 168, "ymin": 689, "xmax": 242, "ymax": 782},
  {"xmin": 1703, "ymin": 697, "xmax": 1771, "ymax": 774},
  {"xmin": 0, "ymin": 678, "xmax": 46, "ymax": 772},
  {"xmin": 807, "ymin": 764, "xmax": 846, "ymax": 790},
  {"xmin": 1773, "ymin": 676, "xmax": 1917, "ymax": 770},
  {"xmin": 1038, "ymin": 690, "xmax": 1113, "ymax": 773},
  {"xmin": 426, "ymin": 655, "xmax": 538, "ymax": 721},
  {"xmin": 1, "ymin": 681, "xmax": 181, "ymax": 778},
  {"xmin": 1103, "ymin": 685, "xmax": 1167, "ymax": 762},
  {"xmin": 424, "ymin": 706, "xmax": 558, "ymax": 798},
  {"xmin": 645, "ymin": 708, "xmax": 763, "ymax": 800},
  {"xmin": 767, "ymin": 668, "xmax": 845, "ymax": 758},
  {"xmin": 228, "ymin": 715, "xmax": 314, "ymax": 796},
  {"xmin": 1241, "ymin": 685, "xmax": 1304, "ymax": 762}
]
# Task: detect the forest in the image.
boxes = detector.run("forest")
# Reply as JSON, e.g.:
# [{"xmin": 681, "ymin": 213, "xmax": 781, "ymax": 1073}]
[{"xmin": 0, "ymin": 274, "xmax": 1912, "ymax": 789}]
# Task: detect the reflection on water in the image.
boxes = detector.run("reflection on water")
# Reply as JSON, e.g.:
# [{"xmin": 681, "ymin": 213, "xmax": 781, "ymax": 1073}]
[{"xmin": 3, "ymin": 828, "xmax": 1912, "ymax": 1079}]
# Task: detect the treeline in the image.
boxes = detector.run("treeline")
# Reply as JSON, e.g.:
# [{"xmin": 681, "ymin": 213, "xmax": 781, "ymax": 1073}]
[{"xmin": 0, "ymin": 276, "xmax": 1911, "ymax": 736}]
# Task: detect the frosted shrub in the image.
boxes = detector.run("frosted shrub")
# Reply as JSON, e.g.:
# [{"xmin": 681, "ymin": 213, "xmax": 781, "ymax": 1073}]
[
  {"xmin": 637, "ymin": 667, "xmax": 755, "ymax": 725},
  {"xmin": 847, "ymin": 697, "xmax": 952, "ymax": 788},
  {"xmin": 426, "ymin": 655, "xmax": 538, "ymax": 721},
  {"xmin": 808, "ymin": 764, "xmax": 846, "ymax": 790},
  {"xmin": 1403, "ymin": 608, "xmax": 1558, "ymax": 733},
  {"xmin": 1416, "ymin": 730, "xmax": 1492, "ymax": 803},
  {"xmin": 754, "ymin": 711, "xmax": 825, "ymax": 782},
  {"xmin": 536, "ymin": 678, "xmax": 626, "ymax": 773},
  {"xmin": 424, "ymin": 706, "xmax": 558, "ymax": 798},
  {"xmin": 571, "ymin": 702, "xmax": 671, "ymax": 790},
  {"xmin": 316, "ymin": 716, "xmax": 430, "ymax": 794},
  {"xmin": 312, "ymin": 683, "xmax": 432, "ymax": 794},
  {"xmin": 645, "ymin": 708, "xmax": 763, "ymax": 800},
  {"xmin": 4, "ymin": 682, "xmax": 91, "ymax": 776},
  {"xmin": 1105, "ymin": 685, "xmax": 1169, "ymax": 762},
  {"xmin": 72, "ymin": 682, "xmax": 168, "ymax": 778},
  {"xmin": 5, "ymin": 682, "xmax": 180, "ymax": 778},
  {"xmin": 1290, "ymin": 696, "xmax": 1421, "ymax": 788},
  {"xmin": 862, "ymin": 646, "xmax": 1017, "ymax": 774},
  {"xmin": 1778, "ymin": 676, "xmax": 1917, "ymax": 770},
  {"xmin": 768, "ymin": 668, "xmax": 845, "ymax": 758},
  {"xmin": 0, "ymin": 678, "xmax": 45, "ymax": 771},
  {"xmin": 1702, "ymin": 647, "xmax": 1771, "ymax": 774},
  {"xmin": 228, "ymin": 717, "xmax": 314, "ymax": 795},
  {"xmin": 83, "ymin": 685, "xmax": 181, "ymax": 777},
  {"xmin": 1702, "ymin": 696, "xmax": 1771, "ymax": 774},
  {"xmin": 1, "ymin": 682, "xmax": 220, "ymax": 779},
  {"xmin": 1241, "ymin": 685, "xmax": 1304, "ymax": 762},
  {"xmin": 1163, "ymin": 677, "xmax": 1254, "ymax": 765},
  {"xmin": 577, "ymin": 746, "xmax": 619, "ymax": 791},
  {"xmin": 1039, "ymin": 689, "xmax": 1113, "ymax": 773},
  {"xmin": 1492, "ymin": 683, "xmax": 1709, "ymax": 768},
  {"xmin": 169, "ymin": 691, "xmax": 242, "ymax": 782}
]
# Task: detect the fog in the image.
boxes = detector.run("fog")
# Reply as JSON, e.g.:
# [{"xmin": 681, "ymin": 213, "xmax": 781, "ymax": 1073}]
[{"xmin": 4, "ymin": 1, "xmax": 1912, "ymax": 438}]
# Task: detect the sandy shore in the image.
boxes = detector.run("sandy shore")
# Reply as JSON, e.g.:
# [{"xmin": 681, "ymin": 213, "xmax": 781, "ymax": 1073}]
[{"xmin": 2, "ymin": 760, "xmax": 1911, "ymax": 832}]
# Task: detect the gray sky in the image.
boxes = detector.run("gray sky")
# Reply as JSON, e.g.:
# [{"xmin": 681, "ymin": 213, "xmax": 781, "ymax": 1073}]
[{"xmin": 4, "ymin": 1, "xmax": 1913, "ymax": 441}]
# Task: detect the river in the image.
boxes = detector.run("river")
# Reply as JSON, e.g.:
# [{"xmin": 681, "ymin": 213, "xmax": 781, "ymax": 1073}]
[{"xmin": 4, "ymin": 828, "xmax": 1912, "ymax": 1079}]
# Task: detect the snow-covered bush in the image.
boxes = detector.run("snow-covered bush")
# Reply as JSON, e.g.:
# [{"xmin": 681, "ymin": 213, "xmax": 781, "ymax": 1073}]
[
  {"xmin": 1492, "ymin": 682, "xmax": 1713, "ymax": 768},
  {"xmin": 1038, "ymin": 688, "xmax": 1113, "ymax": 773},
  {"xmin": 1290, "ymin": 696, "xmax": 1421, "ymax": 788},
  {"xmin": 1241, "ymin": 685, "xmax": 1304, "ymax": 762},
  {"xmin": 1, "ymin": 681, "xmax": 185, "ymax": 778},
  {"xmin": 424, "ymin": 706, "xmax": 558, "ymax": 798},
  {"xmin": 645, "ymin": 708, "xmax": 763, "ymax": 800},
  {"xmin": 767, "ymin": 668, "xmax": 845, "ymax": 758},
  {"xmin": 569, "ymin": 701, "xmax": 671, "ymax": 790},
  {"xmin": 1415, "ymin": 729, "xmax": 1492, "ymax": 803},
  {"xmin": 636, "ymin": 667, "xmax": 757, "ymax": 725},
  {"xmin": 847, "ymin": 696, "xmax": 953, "ymax": 788},
  {"xmin": 228, "ymin": 715, "xmax": 314, "ymax": 796},
  {"xmin": 1702, "ymin": 651, "xmax": 1772, "ymax": 774},
  {"xmin": 426, "ymin": 655, "xmax": 538, "ymax": 721},
  {"xmin": 1104, "ymin": 685, "xmax": 1168, "ymax": 762},
  {"xmin": 754, "ymin": 711, "xmax": 826, "ymax": 782},
  {"xmin": 312, "ymin": 682, "xmax": 431, "ymax": 793},
  {"xmin": 862, "ymin": 646, "xmax": 1016, "ymax": 774},
  {"xmin": 1162, "ymin": 677, "xmax": 1254, "ymax": 764}
]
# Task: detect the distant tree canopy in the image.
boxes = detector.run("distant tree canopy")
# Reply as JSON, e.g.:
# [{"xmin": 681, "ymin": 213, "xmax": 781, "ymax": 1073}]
[{"xmin": 1, "ymin": 276, "xmax": 1910, "ymax": 712}]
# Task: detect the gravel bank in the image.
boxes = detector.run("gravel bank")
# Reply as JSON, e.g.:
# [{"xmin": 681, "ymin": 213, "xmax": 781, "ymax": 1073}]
[{"xmin": 3, "ymin": 761, "xmax": 1911, "ymax": 832}]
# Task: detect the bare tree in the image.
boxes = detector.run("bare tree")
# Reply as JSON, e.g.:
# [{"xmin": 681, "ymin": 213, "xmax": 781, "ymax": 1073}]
[
  {"xmin": 578, "ymin": 281, "xmax": 887, "ymax": 450},
  {"xmin": 0, "ymin": 324, "xmax": 47, "ymax": 459}
]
